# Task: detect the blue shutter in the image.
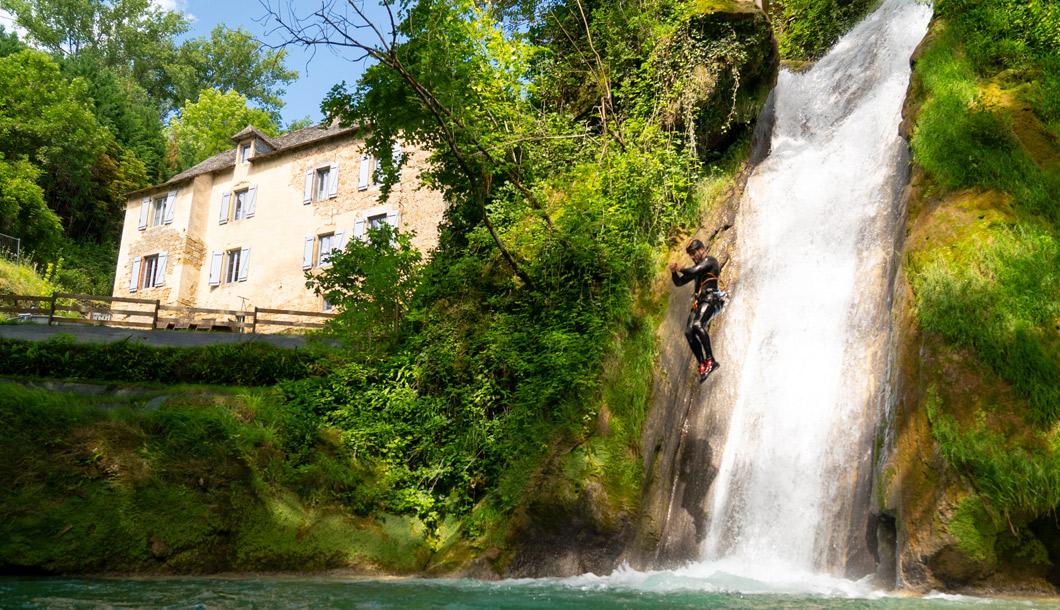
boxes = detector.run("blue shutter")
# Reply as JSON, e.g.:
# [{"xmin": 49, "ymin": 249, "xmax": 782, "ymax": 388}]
[
  {"xmin": 334, "ymin": 229, "xmax": 346, "ymax": 252},
  {"xmin": 238, "ymin": 246, "xmax": 250, "ymax": 281},
  {"xmin": 304, "ymin": 170, "xmax": 314, "ymax": 204},
  {"xmin": 246, "ymin": 185, "xmax": 258, "ymax": 218},
  {"xmin": 138, "ymin": 197, "xmax": 150, "ymax": 230},
  {"xmin": 155, "ymin": 251, "xmax": 168, "ymax": 287},
  {"xmin": 219, "ymin": 192, "xmax": 230, "ymax": 224},
  {"xmin": 358, "ymin": 155, "xmax": 370, "ymax": 191},
  {"xmin": 163, "ymin": 190, "xmax": 177, "ymax": 224},
  {"xmin": 386, "ymin": 209, "xmax": 400, "ymax": 229},
  {"xmin": 129, "ymin": 256, "xmax": 142, "ymax": 292},
  {"xmin": 302, "ymin": 236, "xmax": 314, "ymax": 270},
  {"xmin": 393, "ymin": 144, "xmax": 403, "ymax": 180},
  {"xmin": 354, "ymin": 218, "xmax": 365, "ymax": 240},
  {"xmin": 209, "ymin": 251, "xmax": 222, "ymax": 286},
  {"xmin": 328, "ymin": 162, "xmax": 340, "ymax": 198}
]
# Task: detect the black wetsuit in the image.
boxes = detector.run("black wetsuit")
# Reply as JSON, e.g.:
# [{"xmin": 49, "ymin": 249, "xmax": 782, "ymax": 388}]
[{"xmin": 672, "ymin": 256, "xmax": 722, "ymax": 365}]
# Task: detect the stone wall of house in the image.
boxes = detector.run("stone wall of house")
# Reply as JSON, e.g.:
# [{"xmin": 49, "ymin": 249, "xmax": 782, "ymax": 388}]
[{"xmin": 113, "ymin": 132, "xmax": 447, "ymax": 331}]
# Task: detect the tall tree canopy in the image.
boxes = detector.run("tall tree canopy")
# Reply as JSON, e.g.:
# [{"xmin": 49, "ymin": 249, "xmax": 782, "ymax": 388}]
[
  {"xmin": 168, "ymin": 25, "xmax": 299, "ymax": 119},
  {"xmin": 0, "ymin": 0, "xmax": 189, "ymax": 105},
  {"xmin": 167, "ymin": 88, "xmax": 280, "ymax": 172},
  {"xmin": 0, "ymin": 49, "xmax": 146, "ymax": 250}
]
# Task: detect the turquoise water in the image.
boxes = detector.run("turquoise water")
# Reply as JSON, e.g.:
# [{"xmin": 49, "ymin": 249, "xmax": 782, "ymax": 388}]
[{"xmin": 2, "ymin": 570, "xmax": 1057, "ymax": 609}]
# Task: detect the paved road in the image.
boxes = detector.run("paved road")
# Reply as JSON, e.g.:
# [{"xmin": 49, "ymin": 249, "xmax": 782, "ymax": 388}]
[{"xmin": 0, "ymin": 323, "xmax": 315, "ymax": 350}]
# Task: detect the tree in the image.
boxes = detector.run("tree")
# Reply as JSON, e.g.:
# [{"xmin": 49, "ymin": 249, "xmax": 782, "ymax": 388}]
[
  {"xmin": 305, "ymin": 223, "xmax": 422, "ymax": 354},
  {"xmin": 166, "ymin": 88, "xmax": 280, "ymax": 172},
  {"xmin": 0, "ymin": 153, "xmax": 62, "ymax": 256},
  {"xmin": 168, "ymin": 25, "xmax": 299, "ymax": 120},
  {"xmin": 0, "ymin": 24, "xmax": 26, "ymax": 56},
  {"xmin": 0, "ymin": 0, "xmax": 190, "ymax": 106}
]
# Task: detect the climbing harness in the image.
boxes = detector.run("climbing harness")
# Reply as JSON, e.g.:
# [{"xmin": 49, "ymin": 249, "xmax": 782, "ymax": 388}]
[{"xmin": 691, "ymin": 273, "xmax": 729, "ymax": 312}]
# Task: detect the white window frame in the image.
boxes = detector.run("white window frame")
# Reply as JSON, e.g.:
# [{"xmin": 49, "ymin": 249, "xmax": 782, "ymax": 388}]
[
  {"xmin": 317, "ymin": 232, "xmax": 336, "ymax": 267},
  {"xmin": 367, "ymin": 213, "xmax": 388, "ymax": 230},
  {"xmin": 232, "ymin": 189, "xmax": 248, "ymax": 221},
  {"xmin": 151, "ymin": 196, "xmax": 166, "ymax": 227},
  {"xmin": 322, "ymin": 297, "xmax": 333, "ymax": 313},
  {"xmin": 224, "ymin": 249, "xmax": 241, "ymax": 284},
  {"xmin": 314, "ymin": 167, "xmax": 331, "ymax": 202},
  {"xmin": 141, "ymin": 254, "xmax": 159, "ymax": 289}
]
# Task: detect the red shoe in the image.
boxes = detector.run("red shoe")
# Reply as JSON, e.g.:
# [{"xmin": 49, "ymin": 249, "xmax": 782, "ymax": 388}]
[{"xmin": 699, "ymin": 359, "xmax": 719, "ymax": 383}]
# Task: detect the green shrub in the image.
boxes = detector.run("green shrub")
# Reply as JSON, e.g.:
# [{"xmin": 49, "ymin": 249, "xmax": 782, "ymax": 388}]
[{"xmin": 0, "ymin": 337, "xmax": 327, "ymax": 386}]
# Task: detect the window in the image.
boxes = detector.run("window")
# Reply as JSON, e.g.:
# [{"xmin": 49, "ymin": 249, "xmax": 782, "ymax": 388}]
[
  {"xmin": 233, "ymin": 190, "xmax": 247, "ymax": 221},
  {"xmin": 315, "ymin": 167, "xmax": 330, "ymax": 201},
  {"xmin": 322, "ymin": 297, "xmax": 333, "ymax": 313},
  {"xmin": 128, "ymin": 251, "xmax": 167, "ymax": 292},
  {"xmin": 317, "ymin": 233, "xmax": 336, "ymax": 266},
  {"xmin": 240, "ymin": 143, "xmax": 252, "ymax": 163},
  {"xmin": 368, "ymin": 214, "xmax": 388, "ymax": 230},
  {"xmin": 303, "ymin": 230, "xmax": 345, "ymax": 270},
  {"xmin": 139, "ymin": 191, "xmax": 175, "ymax": 230},
  {"xmin": 151, "ymin": 197, "xmax": 166, "ymax": 226},
  {"xmin": 141, "ymin": 254, "xmax": 159, "ymax": 288},
  {"xmin": 219, "ymin": 186, "xmax": 256, "ymax": 224},
  {"xmin": 225, "ymin": 249, "xmax": 241, "ymax": 284}
]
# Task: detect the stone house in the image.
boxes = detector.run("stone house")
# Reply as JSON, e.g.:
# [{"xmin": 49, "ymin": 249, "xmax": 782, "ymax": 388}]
[{"xmin": 113, "ymin": 123, "xmax": 446, "ymax": 321}]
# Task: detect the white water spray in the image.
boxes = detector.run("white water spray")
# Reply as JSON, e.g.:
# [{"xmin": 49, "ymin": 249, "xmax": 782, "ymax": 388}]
[{"xmin": 699, "ymin": 0, "xmax": 932, "ymax": 576}]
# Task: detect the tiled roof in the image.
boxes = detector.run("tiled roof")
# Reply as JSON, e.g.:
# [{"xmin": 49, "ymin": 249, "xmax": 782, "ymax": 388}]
[{"xmin": 127, "ymin": 122, "xmax": 358, "ymax": 197}]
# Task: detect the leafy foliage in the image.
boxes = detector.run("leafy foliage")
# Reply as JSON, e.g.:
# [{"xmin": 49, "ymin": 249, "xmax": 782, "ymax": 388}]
[
  {"xmin": 0, "ymin": 337, "xmax": 329, "ymax": 386},
  {"xmin": 265, "ymin": 0, "xmax": 771, "ymax": 535},
  {"xmin": 306, "ymin": 223, "xmax": 423, "ymax": 355},
  {"xmin": 168, "ymin": 25, "xmax": 298, "ymax": 120},
  {"xmin": 166, "ymin": 88, "xmax": 280, "ymax": 172},
  {"xmin": 769, "ymin": 0, "xmax": 879, "ymax": 61}
]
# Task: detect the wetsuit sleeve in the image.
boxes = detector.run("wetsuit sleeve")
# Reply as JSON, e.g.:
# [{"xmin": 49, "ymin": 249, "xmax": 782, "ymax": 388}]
[{"xmin": 671, "ymin": 269, "xmax": 693, "ymax": 286}]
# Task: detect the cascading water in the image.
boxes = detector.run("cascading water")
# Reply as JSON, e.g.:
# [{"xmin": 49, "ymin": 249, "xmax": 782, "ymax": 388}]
[{"xmin": 698, "ymin": 0, "xmax": 932, "ymax": 577}]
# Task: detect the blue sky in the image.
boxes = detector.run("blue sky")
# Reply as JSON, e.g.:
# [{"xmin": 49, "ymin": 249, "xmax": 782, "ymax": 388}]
[
  {"xmin": 180, "ymin": 0, "xmax": 374, "ymax": 126},
  {"xmin": 0, "ymin": 0, "xmax": 375, "ymax": 127}
]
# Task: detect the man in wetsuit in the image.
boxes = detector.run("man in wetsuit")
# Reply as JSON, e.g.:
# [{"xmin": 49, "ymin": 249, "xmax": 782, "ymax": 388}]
[{"xmin": 669, "ymin": 239, "xmax": 725, "ymax": 382}]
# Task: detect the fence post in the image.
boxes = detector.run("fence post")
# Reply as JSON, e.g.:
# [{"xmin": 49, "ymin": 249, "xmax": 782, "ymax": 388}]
[
  {"xmin": 48, "ymin": 294, "xmax": 55, "ymax": 326},
  {"xmin": 153, "ymin": 300, "xmax": 160, "ymax": 330},
  {"xmin": 251, "ymin": 307, "xmax": 258, "ymax": 334}
]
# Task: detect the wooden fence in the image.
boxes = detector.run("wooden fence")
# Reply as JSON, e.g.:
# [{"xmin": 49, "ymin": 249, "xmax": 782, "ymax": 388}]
[{"xmin": 1, "ymin": 293, "xmax": 335, "ymax": 333}]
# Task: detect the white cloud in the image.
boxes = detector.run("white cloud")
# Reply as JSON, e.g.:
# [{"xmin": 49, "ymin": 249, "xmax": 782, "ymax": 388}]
[
  {"xmin": 152, "ymin": 0, "xmax": 190, "ymax": 14},
  {"xmin": 0, "ymin": 8, "xmax": 26, "ymax": 37}
]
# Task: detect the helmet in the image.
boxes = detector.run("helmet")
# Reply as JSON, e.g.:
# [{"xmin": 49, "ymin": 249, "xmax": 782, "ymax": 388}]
[{"xmin": 685, "ymin": 239, "xmax": 705, "ymax": 254}]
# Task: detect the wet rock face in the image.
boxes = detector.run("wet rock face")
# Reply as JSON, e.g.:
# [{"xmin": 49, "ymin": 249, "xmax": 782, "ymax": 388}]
[{"xmin": 498, "ymin": 2, "xmax": 777, "ymax": 578}]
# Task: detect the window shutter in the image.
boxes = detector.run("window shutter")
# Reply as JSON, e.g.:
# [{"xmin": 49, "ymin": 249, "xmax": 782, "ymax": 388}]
[
  {"xmin": 163, "ymin": 190, "xmax": 177, "ymax": 224},
  {"xmin": 393, "ymin": 144, "xmax": 403, "ymax": 180},
  {"xmin": 138, "ymin": 197, "xmax": 150, "ymax": 230},
  {"xmin": 209, "ymin": 251, "xmax": 222, "ymax": 286},
  {"xmin": 386, "ymin": 209, "xmax": 400, "ymax": 229},
  {"xmin": 304, "ymin": 170, "xmax": 313, "ymax": 204},
  {"xmin": 302, "ymin": 236, "xmax": 314, "ymax": 270},
  {"xmin": 246, "ymin": 185, "xmax": 257, "ymax": 218},
  {"xmin": 238, "ymin": 246, "xmax": 250, "ymax": 281},
  {"xmin": 219, "ymin": 192, "xmax": 231, "ymax": 224},
  {"xmin": 354, "ymin": 218, "xmax": 365, "ymax": 240},
  {"xmin": 334, "ymin": 229, "xmax": 346, "ymax": 252},
  {"xmin": 328, "ymin": 162, "xmax": 340, "ymax": 198},
  {"xmin": 129, "ymin": 257, "xmax": 142, "ymax": 292},
  {"xmin": 155, "ymin": 251, "xmax": 168, "ymax": 287},
  {"xmin": 358, "ymin": 154, "xmax": 370, "ymax": 191}
]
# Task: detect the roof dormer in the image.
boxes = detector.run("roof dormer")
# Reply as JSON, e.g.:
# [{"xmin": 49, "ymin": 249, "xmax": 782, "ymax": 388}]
[{"xmin": 231, "ymin": 125, "xmax": 276, "ymax": 163}]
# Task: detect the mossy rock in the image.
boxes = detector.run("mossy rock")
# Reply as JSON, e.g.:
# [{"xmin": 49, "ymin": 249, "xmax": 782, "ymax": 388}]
[{"xmin": 652, "ymin": 3, "xmax": 779, "ymax": 157}]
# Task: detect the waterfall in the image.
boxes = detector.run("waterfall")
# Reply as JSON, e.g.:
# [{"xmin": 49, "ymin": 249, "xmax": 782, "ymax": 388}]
[{"xmin": 699, "ymin": 0, "xmax": 932, "ymax": 576}]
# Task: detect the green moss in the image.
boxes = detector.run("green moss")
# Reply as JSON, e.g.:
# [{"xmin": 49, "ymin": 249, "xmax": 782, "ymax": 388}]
[
  {"xmin": 950, "ymin": 496, "xmax": 999, "ymax": 563},
  {"xmin": 0, "ymin": 384, "xmax": 432, "ymax": 574}
]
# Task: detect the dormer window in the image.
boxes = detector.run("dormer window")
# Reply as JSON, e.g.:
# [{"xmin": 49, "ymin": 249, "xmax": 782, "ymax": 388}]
[{"xmin": 240, "ymin": 143, "xmax": 252, "ymax": 164}]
